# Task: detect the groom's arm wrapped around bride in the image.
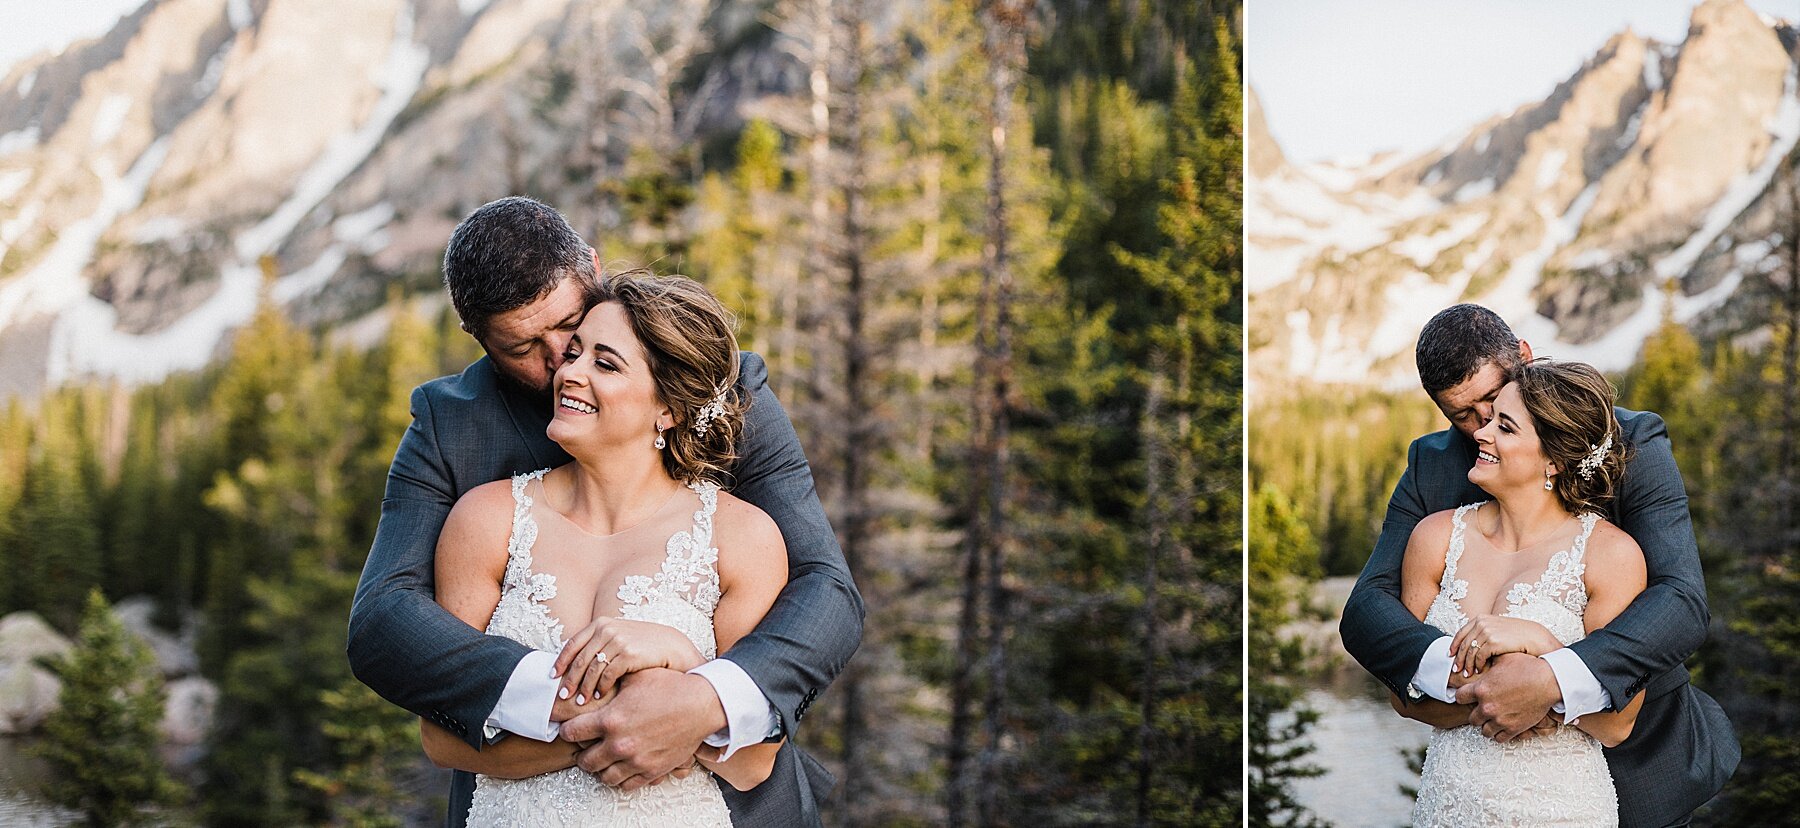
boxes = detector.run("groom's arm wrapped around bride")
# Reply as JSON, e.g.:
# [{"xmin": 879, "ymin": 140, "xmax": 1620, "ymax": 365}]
[
  {"xmin": 1340, "ymin": 409, "xmax": 1707, "ymax": 723},
  {"xmin": 345, "ymin": 351, "xmax": 864, "ymax": 762}
]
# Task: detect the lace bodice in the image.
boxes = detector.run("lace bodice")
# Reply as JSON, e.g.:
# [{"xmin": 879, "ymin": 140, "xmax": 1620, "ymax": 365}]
[
  {"xmin": 1413, "ymin": 502, "xmax": 1618, "ymax": 828},
  {"xmin": 467, "ymin": 470, "xmax": 733, "ymax": 828},
  {"xmin": 1423, "ymin": 503, "xmax": 1598, "ymax": 646}
]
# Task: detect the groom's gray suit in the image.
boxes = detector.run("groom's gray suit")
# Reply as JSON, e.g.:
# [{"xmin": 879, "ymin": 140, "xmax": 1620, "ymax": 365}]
[
  {"xmin": 1341, "ymin": 407, "xmax": 1738, "ymax": 828},
  {"xmin": 347, "ymin": 352, "xmax": 860, "ymax": 827}
]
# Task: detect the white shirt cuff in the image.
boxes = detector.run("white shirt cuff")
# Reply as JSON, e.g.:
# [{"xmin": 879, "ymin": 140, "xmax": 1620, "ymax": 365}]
[
  {"xmin": 482, "ymin": 650, "xmax": 562, "ymax": 742},
  {"xmin": 689, "ymin": 658, "xmax": 779, "ymax": 760},
  {"xmin": 1408, "ymin": 636, "xmax": 1457, "ymax": 703},
  {"xmin": 1540, "ymin": 647, "xmax": 1611, "ymax": 724}
]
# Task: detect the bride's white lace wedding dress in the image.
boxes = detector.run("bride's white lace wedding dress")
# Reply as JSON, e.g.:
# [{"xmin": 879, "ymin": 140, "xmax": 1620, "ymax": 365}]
[
  {"xmin": 1411, "ymin": 503, "xmax": 1618, "ymax": 828},
  {"xmin": 465, "ymin": 470, "xmax": 734, "ymax": 827}
]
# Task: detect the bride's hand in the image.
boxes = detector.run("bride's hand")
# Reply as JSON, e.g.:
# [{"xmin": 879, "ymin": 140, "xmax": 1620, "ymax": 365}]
[
  {"xmin": 1450, "ymin": 615, "xmax": 1561, "ymax": 677},
  {"xmin": 553, "ymin": 618, "xmax": 706, "ymax": 705}
]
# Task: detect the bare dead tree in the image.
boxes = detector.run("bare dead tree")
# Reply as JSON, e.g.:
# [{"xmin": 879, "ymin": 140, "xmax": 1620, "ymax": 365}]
[
  {"xmin": 948, "ymin": 2, "xmax": 1033, "ymax": 824},
  {"xmin": 835, "ymin": 0, "xmax": 873, "ymax": 819},
  {"xmin": 1774, "ymin": 159, "xmax": 1800, "ymax": 537}
]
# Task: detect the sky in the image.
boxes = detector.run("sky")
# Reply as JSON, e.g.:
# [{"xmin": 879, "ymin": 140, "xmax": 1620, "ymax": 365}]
[
  {"xmin": 1249, "ymin": 0, "xmax": 1796, "ymax": 165},
  {"xmin": 1, "ymin": 0, "xmax": 151, "ymax": 77}
]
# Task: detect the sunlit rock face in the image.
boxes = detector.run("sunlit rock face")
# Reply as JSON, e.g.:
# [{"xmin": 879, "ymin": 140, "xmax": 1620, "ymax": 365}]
[
  {"xmin": 1249, "ymin": 0, "xmax": 1800, "ymax": 395},
  {"xmin": 0, "ymin": 0, "xmax": 774, "ymax": 397}
]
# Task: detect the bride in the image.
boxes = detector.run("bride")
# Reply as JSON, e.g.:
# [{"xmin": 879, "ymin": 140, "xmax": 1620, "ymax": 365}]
[
  {"xmin": 417, "ymin": 272, "xmax": 786, "ymax": 826},
  {"xmin": 1394, "ymin": 359, "xmax": 1647, "ymax": 827}
]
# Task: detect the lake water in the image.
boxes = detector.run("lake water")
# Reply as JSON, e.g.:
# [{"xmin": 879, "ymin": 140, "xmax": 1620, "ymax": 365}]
[
  {"xmin": 0, "ymin": 737, "xmax": 77, "ymax": 827},
  {"xmin": 1278, "ymin": 576, "xmax": 1439, "ymax": 827},
  {"xmin": 1287, "ymin": 676, "xmax": 1436, "ymax": 828}
]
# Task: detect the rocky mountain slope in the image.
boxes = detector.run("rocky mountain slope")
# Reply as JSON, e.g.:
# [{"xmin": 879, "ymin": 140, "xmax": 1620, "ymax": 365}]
[
  {"xmin": 1249, "ymin": 0, "xmax": 1800, "ymax": 394},
  {"xmin": 0, "ymin": 0, "xmax": 794, "ymax": 397}
]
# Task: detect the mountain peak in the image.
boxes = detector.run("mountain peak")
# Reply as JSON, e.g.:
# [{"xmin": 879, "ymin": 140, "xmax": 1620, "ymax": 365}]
[{"xmin": 1251, "ymin": 1, "xmax": 1800, "ymax": 393}]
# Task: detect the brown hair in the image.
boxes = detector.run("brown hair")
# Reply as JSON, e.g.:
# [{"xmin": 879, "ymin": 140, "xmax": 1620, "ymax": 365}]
[
  {"xmin": 444, "ymin": 197, "xmax": 601, "ymax": 341},
  {"xmin": 1515, "ymin": 359, "xmax": 1631, "ymax": 515},
  {"xmin": 595, "ymin": 269, "xmax": 746, "ymax": 485}
]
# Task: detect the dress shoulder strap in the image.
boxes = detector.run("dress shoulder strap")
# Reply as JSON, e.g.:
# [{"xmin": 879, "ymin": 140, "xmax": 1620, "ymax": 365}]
[
  {"xmin": 688, "ymin": 480, "xmax": 719, "ymax": 549},
  {"xmin": 1569, "ymin": 512, "xmax": 1601, "ymax": 565},
  {"xmin": 1442, "ymin": 502, "xmax": 1483, "ymax": 586},
  {"xmin": 503, "ymin": 469, "xmax": 551, "ymax": 588}
]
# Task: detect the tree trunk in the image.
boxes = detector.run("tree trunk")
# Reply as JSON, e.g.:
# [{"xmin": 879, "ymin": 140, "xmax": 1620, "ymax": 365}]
[
  {"xmin": 975, "ymin": 2, "xmax": 1029, "ymax": 823},
  {"xmin": 836, "ymin": 5, "xmax": 872, "ymax": 821},
  {"xmin": 1136, "ymin": 354, "xmax": 1168, "ymax": 826}
]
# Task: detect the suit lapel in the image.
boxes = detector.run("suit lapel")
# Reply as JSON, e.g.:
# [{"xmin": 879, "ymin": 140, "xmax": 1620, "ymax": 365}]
[
  {"xmin": 1432, "ymin": 429, "xmax": 1489, "ymax": 510},
  {"xmin": 495, "ymin": 373, "xmax": 562, "ymax": 472}
]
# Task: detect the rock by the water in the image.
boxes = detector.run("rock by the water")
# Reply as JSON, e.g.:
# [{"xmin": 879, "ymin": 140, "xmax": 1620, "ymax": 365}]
[
  {"xmin": 0, "ymin": 612, "xmax": 73, "ymax": 735},
  {"xmin": 112, "ymin": 597, "xmax": 200, "ymax": 678},
  {"xmin": 0, "ymin": 661, "xmax": 61, "ymax": 735},
  {"xmin": 0, "ymin": 613, "xmax": 73, "ymax": 668},
  {"xmin": 0, "ymin": 603, "xmax": 210, "ymax": 742},
  {"xmin": 159, "ymin": 675, "xmax": 218, "ymax": 745}
]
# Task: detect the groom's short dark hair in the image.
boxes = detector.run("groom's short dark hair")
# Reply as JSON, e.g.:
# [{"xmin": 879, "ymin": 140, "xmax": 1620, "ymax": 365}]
[
  {"xmin": 1416, "ymin": 304, "xmax": 1521, "ymax": 395},
  {"xmin": 443, "ymin": 196, "xmax": 600, "ymax": 340}
]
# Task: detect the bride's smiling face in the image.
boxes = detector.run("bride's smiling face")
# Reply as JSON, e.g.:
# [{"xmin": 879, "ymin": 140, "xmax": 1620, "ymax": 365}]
[
  {"xmin": 1467, "ymin": 381, "xmax": 1556, "ymax": 495},
  {"xmin": 545, "ymin": 302, "xmax": 672, "ymax": 454}
]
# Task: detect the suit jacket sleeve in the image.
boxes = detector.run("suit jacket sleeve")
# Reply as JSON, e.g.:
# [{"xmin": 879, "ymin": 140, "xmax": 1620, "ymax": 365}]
[
  {"xmin": 1566, "ymin": 413, "xmax": 1708, "ymax": 706},
  {"xmin": 720, "ymin": 353, "xmax": 866, "ymax": 735},
  {"xmin": 347, "ymin": 384, "xmax": 531, "ymax": 749},
  {"xmin": 1340, "ymin": 437, "xmax": 1449, "ymax": 698}
]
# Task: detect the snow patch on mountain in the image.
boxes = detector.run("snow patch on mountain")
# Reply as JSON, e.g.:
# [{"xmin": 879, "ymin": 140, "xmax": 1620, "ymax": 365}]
[
  {"xmin": 0, "ymin": 126, "xmax": 40, "ymax": 158},
  {"xmin": 1655, "ymin": 65, "xmax": 1800, "ymax": 279},
  {"xmin": 0, "ymin": 170, "xmax": 29, "ymax": 202},
  {"xmin": 1393, "ymin": 213, "xmax": 1486, "ymax": 268},
  {"xmin": 90, "ymin": 95, "xmax": 134, "ymax": 148},
  {"xmin": 234, "ymin": 3, "xmax": 427, "ymax": 260},
  {"xmin": 0, "ymin": 201, "xmax": 40, "ymax": 262},
  {"xmin": 1453, "ymin": 178, "xmax": 1495, "ymax": 204},
  {"xmin": 227, "ymin": 0, "xmax": 253, "ymax": 30},
  {"xmin": 1247, "ymin": 167, "xmax": 1436, "ymax": 293},
  {"xmin": 272, "ymin": 202, "xmax": 393, "ymax": 302},
  {"xmin": 49, "ymin": 261, "xmax": 262, "ymax": 385},
  {"xmin": 0, "ymin": 138, "xmax": 171, "ymax": 331},
  {"xmin": 1534, "ymin": 148, "xmax": 1567, "ymax": 192}
]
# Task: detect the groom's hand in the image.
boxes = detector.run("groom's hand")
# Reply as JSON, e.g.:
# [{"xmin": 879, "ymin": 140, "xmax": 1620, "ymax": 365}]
[
  {"xmin": 560, "ymin": 668, "xmax": 726, "ymax": 791},
  {"xmin": 1455, "ymin": 653, "xmax": 1560, "ymax": 742}
]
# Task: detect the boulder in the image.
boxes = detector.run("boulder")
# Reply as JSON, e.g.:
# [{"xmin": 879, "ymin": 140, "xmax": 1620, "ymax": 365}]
[
  {"xmin": 0, "ymin": 660, "xmax": 61, "ymax": 735},
  {"xmin": 159, "ymin": 675, "xmax": 218, "ymax": 745},
  {"xmin": 0, "ymin": 612, "xmax": 73, "ymax": 668},
  {"xmin": 112, "ymin": 596, "xmax": 200, "ymax": 678}
]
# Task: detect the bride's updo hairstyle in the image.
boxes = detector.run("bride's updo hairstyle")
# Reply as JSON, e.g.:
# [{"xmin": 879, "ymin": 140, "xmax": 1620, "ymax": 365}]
[
  {"xmin": 1515, "ymin": 359, "xmax": 1631, "ymax": 516},
  {"xmin": 596, "ymin": 268, "xmax": 748, "ymax": 485}
]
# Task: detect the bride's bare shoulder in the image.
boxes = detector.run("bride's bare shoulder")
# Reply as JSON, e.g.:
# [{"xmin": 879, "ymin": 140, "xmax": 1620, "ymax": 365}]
[
  {"xmin": 1407, "ymin": 508, "xmax": 1462, "ymax": 550},
  {"xmin": 1582, "ymin": 519, "xmax": 1645, "ymax": 579},
  {"xmin": 710, "ymin": 491, "xmax": 787, "ymax": 576},
  {"xmin": 439, "ymin": 478, "xmax": 520, "ymax": 559}
]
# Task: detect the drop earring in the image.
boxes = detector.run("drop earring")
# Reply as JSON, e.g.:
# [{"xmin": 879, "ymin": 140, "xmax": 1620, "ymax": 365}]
[
  {"xmin": 654, "ymin": 425, "xmax": 667, "ymax": 450},
  {"xmin": 1544, "ymin": 468, "xmax": 1554, "ymax": 491}
]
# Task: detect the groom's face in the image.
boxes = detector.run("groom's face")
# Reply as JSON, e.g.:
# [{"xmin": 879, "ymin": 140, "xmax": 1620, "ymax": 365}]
[
  {"xmin": 477, "ymin": 277, "xmax": 590, "ymax": 398},
  {"xmin": 1430, "ymin": 361, "xmax": 1509, "ymax": 440}
]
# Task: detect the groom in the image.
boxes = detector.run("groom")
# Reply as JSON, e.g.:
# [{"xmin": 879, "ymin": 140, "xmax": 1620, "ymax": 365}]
[
  {"xmin": 1341, "ymin": 304, "xmax": 1738, "ymax": 827},
  {"xmin": 347, "ymin": 197, "xmax": 862, "ymax": 826}
]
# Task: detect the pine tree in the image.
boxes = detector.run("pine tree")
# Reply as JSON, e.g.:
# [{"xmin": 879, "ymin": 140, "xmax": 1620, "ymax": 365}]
[
  {"xmin": 36, "ymin": 589, "xmax": 186, "ymax": 826},
  {"xmin": 1247, "ymin": 485, "xmax": 1326, "ymax": 828},
  {"xmin": 291, "ymin": 678, "xmax": 418, "ymax": 828}
]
